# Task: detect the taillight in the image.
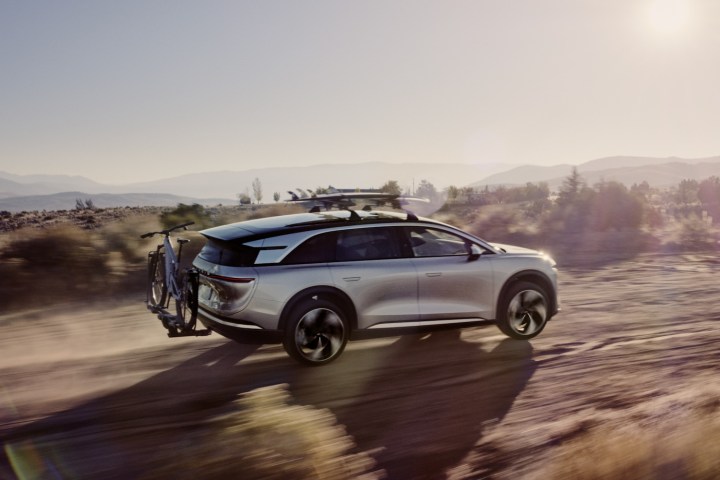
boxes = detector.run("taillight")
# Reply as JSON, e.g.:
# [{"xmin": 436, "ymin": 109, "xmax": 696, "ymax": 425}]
[{"xmin": 206, "ymin": 274, "xmax": 255, "ymax": 283}]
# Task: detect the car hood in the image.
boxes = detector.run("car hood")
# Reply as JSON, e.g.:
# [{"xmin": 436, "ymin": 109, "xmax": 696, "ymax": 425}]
[{"xmin": 490, "ymin": 243, "xmax": 540, "ymax": 255}]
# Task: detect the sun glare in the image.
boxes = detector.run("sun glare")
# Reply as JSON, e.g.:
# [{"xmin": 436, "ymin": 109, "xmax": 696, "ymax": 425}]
[{"xmin": 646, "ymin": 0, "xmax": 694, "ymax": 36}]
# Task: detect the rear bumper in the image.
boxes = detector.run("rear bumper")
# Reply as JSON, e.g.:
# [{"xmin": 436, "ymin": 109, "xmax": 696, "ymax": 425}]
[{"xmin": 197, "ymin": 308, "xmax": 282, "ymax": 344}]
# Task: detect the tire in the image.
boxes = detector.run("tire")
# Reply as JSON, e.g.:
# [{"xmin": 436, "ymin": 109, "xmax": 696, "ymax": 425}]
[
  {"xmin": 496, "ymin": 281, "xmax": 549, "ymax": 340},
  {"xmin": 175, "ymin": 271, "xmax": 198, "ymax": 329},
  {"xmin": 282, "ymin": 297, "xmax": 349, "ymax": 366},
  {"xmin": 147, "ymin": 251, "xmax": 167, "ymax": 308}
]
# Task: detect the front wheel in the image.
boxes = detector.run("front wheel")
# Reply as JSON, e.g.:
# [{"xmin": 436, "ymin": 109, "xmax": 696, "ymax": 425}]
[
  {"xmin": 282, "ymin": 298, "xmax": 349, "ymax": 366},
  {"xmin": 496, "ymin": 281, "xmax": 549, "ymax": 340}
]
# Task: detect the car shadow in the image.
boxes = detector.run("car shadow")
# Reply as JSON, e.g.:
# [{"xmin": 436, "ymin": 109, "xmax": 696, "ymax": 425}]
[
  {"xmin": 288, "ymin": 331, "xmax": 536, "ymax": 479},
  {"xmin": 1, "ymin": 331, "xmax": 535, "ymax": 480}
]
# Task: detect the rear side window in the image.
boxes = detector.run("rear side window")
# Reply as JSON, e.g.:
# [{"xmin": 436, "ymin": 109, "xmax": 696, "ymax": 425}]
[
  {"xmin": 282, "ymin": 232, "xmax": 337, "ymax": 265},
  {"xmin": 336, "ymin": 227, "xmax": 401, "ymax": 261},
  {"xmin": 198, "ymin": 239, "xmax": 259, "ymax": 267}
]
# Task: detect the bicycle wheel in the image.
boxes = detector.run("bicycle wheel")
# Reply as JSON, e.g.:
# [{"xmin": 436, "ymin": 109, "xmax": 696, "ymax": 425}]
[
  {"xmin": 175, "ymin": 270, "xmax": 198, "ymax": 329},
  {"xmin": 147, "ymin": 251, "xmax": 167, "ymax": 309}
]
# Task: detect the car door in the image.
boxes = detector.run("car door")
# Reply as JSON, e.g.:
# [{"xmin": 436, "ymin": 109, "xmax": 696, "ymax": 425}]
[
  {"xmin": 405, "ymin": 226, "xmax": 495, "ymax": 321},
  {"xmin": 329, "ymin": 226, "xmax": 419, "ymax": 329}
]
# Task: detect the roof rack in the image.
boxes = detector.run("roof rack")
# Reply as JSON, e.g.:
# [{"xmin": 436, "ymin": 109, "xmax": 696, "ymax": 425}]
[{"xmin": 302, "ymin": 206, "xmax": 418, "ymax": 223}]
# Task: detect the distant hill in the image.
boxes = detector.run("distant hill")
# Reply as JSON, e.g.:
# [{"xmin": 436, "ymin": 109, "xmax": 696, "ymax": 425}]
[
  {"xmin": 121, "ymin": 162, "xmax": 514, "ymax": 200},
  {"xmin": 0, "ymin": 192, "xmax": 235, "ymax": 213},
  {"xmin": 0, "ymin": 171, "xmax": 110, "ymax": 197},
  {"xmin": 6, "ymin": 155, "xmax": 720, "ymax": 212},
  {"xmin": 471, "ymin": 156, "xmax": 720, "ymax": 188},
  {"xmin": 1, "ymin": 162, "xmax": 514, "ymax": 203}
]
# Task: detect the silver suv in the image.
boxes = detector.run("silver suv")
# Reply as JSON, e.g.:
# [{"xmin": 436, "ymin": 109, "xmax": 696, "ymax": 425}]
[{"xmin": 192, "ymin": 210, "xmax": 558, "ymax": 365}]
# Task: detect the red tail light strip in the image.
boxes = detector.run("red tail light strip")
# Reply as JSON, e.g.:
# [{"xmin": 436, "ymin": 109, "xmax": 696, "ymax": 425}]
[{"xmin": 206, "ymin": 274, "xmax": 255, "ymax": 283}]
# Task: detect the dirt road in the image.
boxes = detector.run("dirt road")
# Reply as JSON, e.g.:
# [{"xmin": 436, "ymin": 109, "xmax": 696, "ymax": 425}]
[{"xmin": 1, "ymin": 253, "xmax": 719, "ymax": 479}]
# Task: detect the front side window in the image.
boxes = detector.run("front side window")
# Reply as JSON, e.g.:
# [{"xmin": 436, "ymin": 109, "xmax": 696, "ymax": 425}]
[
  {"xmin": 406, "ymin": 227, "xmax": 470, "ymax": 257},
  {"xmin": 336, "ymin": 227, "xmax": 401, "ymax": 261}
]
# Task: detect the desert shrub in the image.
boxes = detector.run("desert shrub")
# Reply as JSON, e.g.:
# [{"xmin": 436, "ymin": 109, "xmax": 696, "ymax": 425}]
[
  {"xmin": 244, "ymin": 204, "xmax": 303, "ymax": 221},
  {"xmin": 102, "ymin": 214, "xmax": 163, "ymax": 263},
  {"xmin": 465, "ymin": 206, "xmax": 534, "ymax": 244},
  {"xmin": 0, "ymin": 226, "xmax": 112, "ymax": 307},
  {"xmin": 143, "ymin": 385, "xmax": 381, "ymax": 480},
  {"xmin": 211, "ymin": 204, "xmax": 305, "ymax": 226},
  {"xmin": 2, "ymin": 226, "xmax": 106, "ymax": 272},
  {"xmin": 0, "ymin": 216, "xmax": 161, "ymax": 310},
  {"xmin": 537, "ymin": 413, "xmax": 720, "ymax": 480},
  {"xmin": 677, "ymin": 214, "xmax": 716, "ymax": 250},
  {"xmin": 589, "ymin": 181, "xmax": 644, "ymax": 231},
  {"xmin": 160, "ymin": 203, "xmax": 213, "ymax": 230}
]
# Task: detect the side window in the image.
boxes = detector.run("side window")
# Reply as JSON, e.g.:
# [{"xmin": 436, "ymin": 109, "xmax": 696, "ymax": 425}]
[
  {"xmin": 282, "ymin": 232, "xmax": 336, "ymax": 264},
  {"xmin": 336, "ymin": 227, "xmax": 401, "ymax": 261},
  {"xmin": 407, "ymin": 227, "xmax": 470, "ymax": 257}
]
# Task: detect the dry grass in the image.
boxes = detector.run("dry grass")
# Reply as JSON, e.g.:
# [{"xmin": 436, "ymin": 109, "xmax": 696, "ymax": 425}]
[
  {"xmin": 143, "ymin": 384, "xmax": 382, "ymax": 480},
  {"xmin": 534, "ymin": 412, "xmax": 720, "ymax": 479}
]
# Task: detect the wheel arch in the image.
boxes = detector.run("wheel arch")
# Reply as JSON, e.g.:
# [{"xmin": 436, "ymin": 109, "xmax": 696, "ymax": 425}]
[
  {"xmin": 497, "ymin": 270, "xmax": 557, "ymax": 319},
  {"xmin": 279, "ymin": 286, "xmax": 358, "ymax": 331}
]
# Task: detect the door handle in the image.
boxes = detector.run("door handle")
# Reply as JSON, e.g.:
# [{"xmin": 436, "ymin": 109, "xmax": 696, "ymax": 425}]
[
  {"xmin": 425, "ymin": 272, "xmax": 442, "ymax": 277},
  {"xmin": 343, "ymin": 276, "xmax": 361, "ymax": 282}
]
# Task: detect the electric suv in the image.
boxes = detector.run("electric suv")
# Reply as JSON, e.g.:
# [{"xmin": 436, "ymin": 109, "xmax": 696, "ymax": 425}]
[{"xmin": 192, "ymin": 210, "xmax": 558, "ymax": 365}]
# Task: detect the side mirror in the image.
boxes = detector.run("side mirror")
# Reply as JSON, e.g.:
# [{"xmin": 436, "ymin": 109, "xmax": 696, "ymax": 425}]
[{"xmin": 467, "ymin": 243, "xmax": 482, "ymax": 261}]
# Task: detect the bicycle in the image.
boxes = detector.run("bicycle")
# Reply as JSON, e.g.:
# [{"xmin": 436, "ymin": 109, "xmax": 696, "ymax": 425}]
[{"xmin": 141, "ymin": 222, "xmax": 210, "ymax": 337}]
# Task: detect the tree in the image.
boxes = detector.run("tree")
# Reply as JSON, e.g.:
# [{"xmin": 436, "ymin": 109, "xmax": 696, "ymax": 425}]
[
  {"xmin": 379, "ymin": 180, "xmax": 402, "ymax": 196},
  {"xmin": 556, "ymin": 167, "xmax": 584, "ymax": 208},
  {"xmin": 273, "ymin": 192, "xmax": 280, "ymax": 202},
  {"xmin": 252, "ymin": 177, "xmax": 263, "ymax": 204},
  {"xmin": 415, "ymin": 179, "xmax": 438, "ymax": 202},
  {"xmin": 676, "ymin": 179, "xmax": 699, "ymax": 206},
  {"xmin": 697, "ymin": 176, "xmax": 720, "ymax": 207},
  {"xmin": 630, "ymin": 181, "xmax": 651, "ymax": 199},
  {"xmin": 445, "ymin": 185, "xmax": 459, "ymax": 203},
  {"xmin": 591, "ymin": 181, "xmax": 644, "ymax": 230}
]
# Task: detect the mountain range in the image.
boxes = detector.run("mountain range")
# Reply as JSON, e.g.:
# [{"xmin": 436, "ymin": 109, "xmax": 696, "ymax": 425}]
[
  {"xmin": 2, "ymin": 155, "xmax": 720, "ymax": 212},
  {"xmin": 471, "ymin": 155, "xmax": 720, "ymax": 188}
]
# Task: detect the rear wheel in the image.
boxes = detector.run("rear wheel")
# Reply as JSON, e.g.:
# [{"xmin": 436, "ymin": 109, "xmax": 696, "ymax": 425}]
[
  {"xmin": 283, "ymin": 297, "xmax": 349, "ymax": 366},
  {"xmin": 175, "ymin": 270, "xmax": 198, "ymax": 330},
  {"xmin": 496, "ymin": 281, "xmax": 549, "ymax": 340},
  {"xmin": 147, "ymin": 251, "xmax": 167, "ymax": 309}
]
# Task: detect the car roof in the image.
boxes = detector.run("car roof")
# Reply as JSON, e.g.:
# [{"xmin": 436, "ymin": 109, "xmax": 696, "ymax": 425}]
[{"xmin": 200, "ymin": 209, "xmax": 442, "ymax": 242}]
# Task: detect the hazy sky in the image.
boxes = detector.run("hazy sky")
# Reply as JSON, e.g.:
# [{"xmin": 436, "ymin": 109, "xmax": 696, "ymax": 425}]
[{"xmin": 1, "ymin": 0, "xmax": 719, "ymax": 184}]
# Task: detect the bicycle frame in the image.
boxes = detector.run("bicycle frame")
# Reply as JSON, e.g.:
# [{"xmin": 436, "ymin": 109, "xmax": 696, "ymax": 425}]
[{"xmin": 162, "ymin": 234, "xmax": 181, "ymax": 302}]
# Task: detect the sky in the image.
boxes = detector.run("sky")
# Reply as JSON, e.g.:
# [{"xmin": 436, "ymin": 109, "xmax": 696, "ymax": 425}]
[{"xmin": 1, "ymin": 0, "xmax": 719, "ymax": 184}]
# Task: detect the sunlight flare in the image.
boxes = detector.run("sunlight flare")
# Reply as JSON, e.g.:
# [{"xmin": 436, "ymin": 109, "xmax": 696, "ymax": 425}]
[{"xmin": 646, "ymin": 0, "xmax": 694, "ymax": 36}]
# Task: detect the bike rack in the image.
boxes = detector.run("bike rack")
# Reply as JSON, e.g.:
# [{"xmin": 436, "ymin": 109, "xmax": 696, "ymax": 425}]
[
  {"xmin": 146, "ymin": 268, "xmax": 211, "ymax": 338},
  {"xmin": 145, "ymin": 303, "xmax": 212, "ymax": 337}
]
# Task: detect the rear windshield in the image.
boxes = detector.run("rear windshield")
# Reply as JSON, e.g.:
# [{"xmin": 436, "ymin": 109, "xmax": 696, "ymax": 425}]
[{"xmin": 198, "ymin": 239, "xmax": 259, "ymax": 267}]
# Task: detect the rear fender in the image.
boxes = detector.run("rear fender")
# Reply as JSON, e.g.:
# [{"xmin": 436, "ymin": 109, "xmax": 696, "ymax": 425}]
[{"xmin": 279, "ymin": 286, "xmax": 358, "ymax": 330}]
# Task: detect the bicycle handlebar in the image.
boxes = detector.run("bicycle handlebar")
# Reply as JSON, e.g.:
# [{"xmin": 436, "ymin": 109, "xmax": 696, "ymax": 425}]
[{"xmin": 140, "ymin": 221, "xmax": 195, "ymax": 239}]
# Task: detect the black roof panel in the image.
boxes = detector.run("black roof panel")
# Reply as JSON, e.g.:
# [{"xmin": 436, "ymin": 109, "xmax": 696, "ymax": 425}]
[{"xmin": 200, "ymin": 210, "xmax": 436, "ymax": 242}]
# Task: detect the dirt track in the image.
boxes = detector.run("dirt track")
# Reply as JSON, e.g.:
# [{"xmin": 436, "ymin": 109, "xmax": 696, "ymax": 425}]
[{"xmin": 1, "ymin": 253, "xmax": 719, "ymax": 479}]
